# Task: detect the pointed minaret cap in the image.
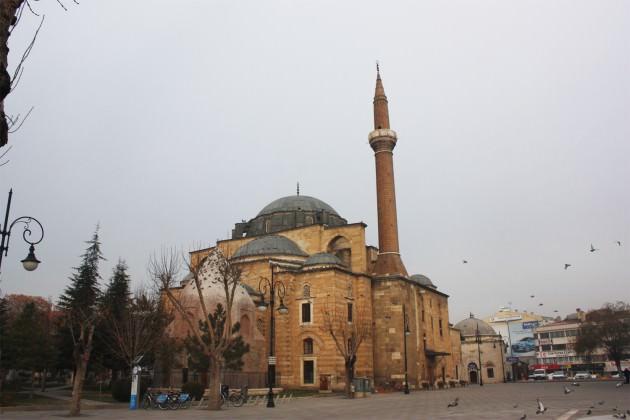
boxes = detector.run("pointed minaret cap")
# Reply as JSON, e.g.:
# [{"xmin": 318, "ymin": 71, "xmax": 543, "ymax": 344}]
[{"xmin": 373, "ymin": 62, "xmax": 390, "ymax": 130}]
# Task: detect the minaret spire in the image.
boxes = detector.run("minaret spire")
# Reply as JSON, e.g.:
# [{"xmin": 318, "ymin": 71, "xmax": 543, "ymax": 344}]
[{"xmin": 368, "ymin": 66, "xmax": 407, "ymax": 277}]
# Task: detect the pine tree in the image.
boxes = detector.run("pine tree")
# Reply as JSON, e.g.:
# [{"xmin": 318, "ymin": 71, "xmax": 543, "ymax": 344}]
[
  {"xmin": 58, "ymin": 228, "xmax": 104, "ymax": 417},
  {"xmin": 101, "ymin": 260, "xmax": 131, "ymax": 320}
]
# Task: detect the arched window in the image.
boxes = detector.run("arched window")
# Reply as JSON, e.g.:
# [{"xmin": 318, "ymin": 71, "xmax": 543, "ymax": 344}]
[
  {"xmin": 303, "ymin": 284, "xmax": 311, "ymax": 299},
  {"xmin": 327, "ymin": 236, "xmax": 351, "ymax": 268},
  {"xmin": 303, "ymin": 338, "xmax": 314, "ymax": 355}
]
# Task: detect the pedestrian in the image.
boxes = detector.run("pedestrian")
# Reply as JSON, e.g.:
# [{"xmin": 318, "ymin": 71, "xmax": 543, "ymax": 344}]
[{"xmin": 624, "ymin": 368, "xmax": 630, "ymax": 384}]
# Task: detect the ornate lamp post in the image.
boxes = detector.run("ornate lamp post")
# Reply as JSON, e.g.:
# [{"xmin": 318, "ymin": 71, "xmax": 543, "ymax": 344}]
[
  {"xmin": 257, "ymin": 265, "xmax": 288, "ymax": 408},
  {"xmin": 402, "ymin": 304, "xmax": 411, "ymax": 394},
  {"xmin": 0, "ymin": 189, "xmax": 44, "ymax": 274},
  {"xmin": 475, "ymin": 324, "xmax": 484, "ymax": 386}
]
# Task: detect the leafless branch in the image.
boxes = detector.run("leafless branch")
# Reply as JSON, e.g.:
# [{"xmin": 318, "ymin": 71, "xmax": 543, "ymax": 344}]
[
  {"xmin": 10, "ymin": 15, "xmax": 44, "ymax": 91},
  {"xmin": 7, "ymin": 106, "xmax": 33, "ymax": 133}
]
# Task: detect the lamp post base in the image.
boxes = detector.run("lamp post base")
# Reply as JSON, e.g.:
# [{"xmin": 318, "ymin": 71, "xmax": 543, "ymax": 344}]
[{"xmin": 266, "ymin": 389, "xmax": 275, "ymax": 408}]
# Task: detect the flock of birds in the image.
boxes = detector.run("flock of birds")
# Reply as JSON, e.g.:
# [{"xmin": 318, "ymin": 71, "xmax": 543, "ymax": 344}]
[
  {"xmin": 462, "ymin": 241, "xmax": 623, "ymax": 314},
  {"xmin": 445, "ymin": 381, "xmax": 628, "ymax": 418}
]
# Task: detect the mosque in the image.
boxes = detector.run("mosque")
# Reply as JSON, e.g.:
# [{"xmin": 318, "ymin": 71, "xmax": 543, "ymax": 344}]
[{"xmin": 174, "ymin": 69, "xmax": 465, "ymax": 391}]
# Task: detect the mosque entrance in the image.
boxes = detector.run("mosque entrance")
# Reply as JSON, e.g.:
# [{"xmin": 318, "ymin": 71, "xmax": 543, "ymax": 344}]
[{"xmin": 469, "ymin": 370, "xmax": 478, "ymax": 384}]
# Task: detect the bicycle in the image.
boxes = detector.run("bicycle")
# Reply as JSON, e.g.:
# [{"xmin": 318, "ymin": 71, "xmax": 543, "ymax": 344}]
[
  {"xmin": 219, "ymin": 385, "xmax": 246, "ymax": 407},
  {"xmin": 140, "ymin": 390, "xmax": 159, "ymax": 409}
]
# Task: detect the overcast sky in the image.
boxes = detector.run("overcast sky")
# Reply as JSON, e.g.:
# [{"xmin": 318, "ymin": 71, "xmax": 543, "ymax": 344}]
[{"xmin": 2, "ymin": 0, "xmax": 628, "ymax": 323}]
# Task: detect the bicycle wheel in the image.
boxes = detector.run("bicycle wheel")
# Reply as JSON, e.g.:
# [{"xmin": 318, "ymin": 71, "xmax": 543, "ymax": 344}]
[{"xmin": 229, "ymin": 394, "xmax": 244, "ymax": 407}]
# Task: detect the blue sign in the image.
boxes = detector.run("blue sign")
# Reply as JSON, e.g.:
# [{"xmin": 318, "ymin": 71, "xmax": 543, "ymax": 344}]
[
  {"xmin": 507, "ymin": 356, "xmax": 519, "ymax": 363},
  {"xmin": 522, "ymin": 321, "xmax": 539, "ymax": 330}
]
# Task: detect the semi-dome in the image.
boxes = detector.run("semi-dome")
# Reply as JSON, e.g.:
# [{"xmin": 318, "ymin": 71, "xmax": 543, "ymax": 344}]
[
  {"xmin": 454, "ymin": 314, "xmax": 497, "ymax": 336},
  {"xmin": 303, "ymin": 252, "xmax": 343, "ymax": 267},
  {"xmin": 232, "ymin": 235, "xmax": 307, "ymax": 258},
  {"xmin": 410, "ymin": 274, "xmax": 437, "ymax": 289},
  {"xmin": 257, "ymin": 195, "xmax": 340, "ymax": 217}
]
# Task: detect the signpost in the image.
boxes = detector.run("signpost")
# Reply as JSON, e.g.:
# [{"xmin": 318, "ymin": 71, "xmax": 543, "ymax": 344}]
[{"xmin": 129, "ymin": 355, "xmax": 144, "ymax": 410}]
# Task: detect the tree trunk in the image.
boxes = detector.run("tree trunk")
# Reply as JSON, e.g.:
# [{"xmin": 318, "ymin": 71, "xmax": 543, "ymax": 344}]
[
  {"xmin": 344, "ymin": 359, "xmax": 355, "ymax": 399},
  {"xmin": 40, "ymin": 368, "xmax": 47, "ymax": 392},
  {"xmin": 206, "ymin": 356, "xmax": 222, "ymax": 410},
  {"xmin": 0, "ymin": 0, "xmax": 24, "ymax": 148},
  {"xmin": 615, "ymin": 359, "xmax": 622, "ymax": 374},
  {"xmin": 69, "ymin": 356, "xmax": 87, "ymax": 416}
]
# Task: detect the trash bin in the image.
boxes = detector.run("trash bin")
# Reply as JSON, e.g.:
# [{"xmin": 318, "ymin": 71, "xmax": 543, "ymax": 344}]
[{"xmin": 352, "ymin": 377, "xmax": 371, "ymax": 398}]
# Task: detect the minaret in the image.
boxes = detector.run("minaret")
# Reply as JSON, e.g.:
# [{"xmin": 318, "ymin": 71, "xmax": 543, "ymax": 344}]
[{"xmin": 369, "ymin": 66, "xmax": 408, "ymax": 277}]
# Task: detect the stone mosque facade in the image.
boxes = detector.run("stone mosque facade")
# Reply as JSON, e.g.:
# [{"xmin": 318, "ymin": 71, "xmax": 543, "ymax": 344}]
[{"xmin": 175, "ymin": 70, "xmax": 463, "ymax": 391}]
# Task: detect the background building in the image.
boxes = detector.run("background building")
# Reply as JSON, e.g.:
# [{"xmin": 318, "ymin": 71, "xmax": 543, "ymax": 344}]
[
  {"xmin": 484, "ymin": 307, "xmax": 551, "ymax": 380},
  {"xmin": 454, "ymin": 315, "xmax": 506, "ymax": 385}
]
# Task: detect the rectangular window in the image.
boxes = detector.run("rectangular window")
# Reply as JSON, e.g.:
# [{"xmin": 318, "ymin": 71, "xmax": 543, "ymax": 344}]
[
  {"xmin": 550, "ymin": 331, "xmax": 565, "ymax": 338},
  {"xmin": 347, "ymin": 303, "xmax": 353, "ymax": 323},
  {"xmin": 539, "ymin": 332, "xmax": 550, "ymax": 339},
  {"xmin": 553, "ymin": 343, "xmax": 566, "ymax": 350},
  {"xmin": 565, "ymin": 329, "xmax": 577, "ymax": 337},
  {"xmin": 301, "ymin": 302, "xmax": 311, "ymax": 324},
  {"xmin": 439, "ymin": 319, "xmax": 443, "ymax": 337},
  {"xmin": 487, "ymin": 368, "xmax": 495, "ymax": 378},
  {"xmin": 303, "ymin": 360, "xmax": 315, "ymax": 384},
  {"xmin": 541, "ymin": 344, "xmax": 552, "ymax": 351}
]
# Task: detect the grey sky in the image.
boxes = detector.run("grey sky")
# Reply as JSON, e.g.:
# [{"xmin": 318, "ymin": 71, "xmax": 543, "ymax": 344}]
[{"xmin": 2, "ymin": 0, "xmax": 628, "ymax": 323}]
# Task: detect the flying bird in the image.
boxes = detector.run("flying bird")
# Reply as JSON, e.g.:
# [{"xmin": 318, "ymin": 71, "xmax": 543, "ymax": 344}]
[
  {"xmin": 616, "ymin": 241, "xmax": 622, "ymax": 246},
  {"xmin": 564, "ymin": 264, "xmax": 571, "ymax": 270},
  {"xmin": 520, "ymin": 414, "xmax": 527, "ymax": 420},
  {"xmin": 586, "ymin": 409, "xmax": 592, "ymax": 415},
  {"xmin": 530, "ymin": 295, "xmax": 535, "ymax": 298},
  {"xmin": 447, "ymin": 397, "xmax": 459, "ymax": 407},
  {"xmin": 513, "ymin": 404, "xmax": 519, "ymax": 408},
  {"xmin": 554, "ymin": 310, "xmax": 559, "ymax": 313},
  {"xmin": 536, "ymin": 398, "xmax": 547, "ymax": 414},
  {"xmin": 463, "ymin": 260, "xmax": 468, "ymax": 264},
  {"xmin": 598, "ymin": 400, "xmax": 605, "ymax": 405},
  {"xmin": 590, "ymin": 244, "xmax": 598, "ymax": 252},
  {"xmin": 538, "ymin": 303, "xmax": 544, "ymax": 306},
  {"xmin": 563, "ymin": 386, "xmax": 573, "ymax": 394}
]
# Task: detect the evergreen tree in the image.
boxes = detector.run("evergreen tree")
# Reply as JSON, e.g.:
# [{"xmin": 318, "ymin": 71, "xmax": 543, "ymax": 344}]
[
  {"xmin": 101, "ymin": 260, "xmax": 131, "ymax": 321},
  {"xmin": 94, "ymin": 260, "xmax": 131, "ymax": 376},
  {"xmin": 57, "ymin": 228, "xmax": 104, "ymax": 417},
  {"xmin": 5, "ymin": 302, "xmax": 55, "ymax": 398},
  {"xmin": 185, "ymin": 303, "xmax": 250, "ymax": 380}
]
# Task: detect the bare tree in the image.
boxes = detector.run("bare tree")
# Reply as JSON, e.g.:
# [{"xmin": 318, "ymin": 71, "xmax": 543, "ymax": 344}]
[
  {"xmin": 101, "ymin": 287, "xmax": 173, "ymax": 372},
  {"xmin": 149, "ymin": 247, "xmax": 242, "ymax": 410},
  {"xmin": 0, "ymin": 0, "xmax": 75, "ymax": 147},
  {"xmin": 575, "ymin": 301, "xmax": 630, "ymax": 373},
  {"xmin": 320, "ymin": 297, "xmax": 371, "ymax": 398}
]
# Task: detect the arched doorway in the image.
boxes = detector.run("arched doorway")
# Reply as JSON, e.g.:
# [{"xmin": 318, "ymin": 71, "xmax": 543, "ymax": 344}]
[{"xmin": 469, "ymin": 370, "xmax": 478, "ymax": 384}]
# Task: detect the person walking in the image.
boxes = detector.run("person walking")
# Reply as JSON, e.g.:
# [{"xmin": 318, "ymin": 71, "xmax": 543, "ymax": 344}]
[{"xmin": 623, "ymin": 368, "xmax": 630, "ymax": 384}]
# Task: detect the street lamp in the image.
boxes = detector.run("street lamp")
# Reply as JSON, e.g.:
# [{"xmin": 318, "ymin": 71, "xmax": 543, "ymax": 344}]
[
  {"xmin": 0, "ymin": 189, "xmax": 44, "ymax": 274},
  {"xmin": 475, "ymin": 324, "xmax": 484, "ymax": 386},
  {"xmin": 403, "ymin": 304, "xmax": 410, "ymax": 394},
  {"xmin": 258, "ymin": 264, "xmax": 288, "ymax": 408}
]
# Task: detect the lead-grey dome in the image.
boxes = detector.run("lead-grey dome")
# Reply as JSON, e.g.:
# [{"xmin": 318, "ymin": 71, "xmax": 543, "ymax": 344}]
[
  {"xmin": 410, "ymin": 274, "xmax": 437, "ymax": 289},
  {"xmin": 454, "ymin": 315, "xmax": 497, "ymax": 336},
  {"xmin": 232, "ymin": 235, "xmax": 307, "ymax": 258},
  {"xmin": 257, "ymin": 195, "xmax": 340, "ymax": 217},
  {"xmin": 303, "ymin": 252, "xmax": 343, "ymax": 267}
]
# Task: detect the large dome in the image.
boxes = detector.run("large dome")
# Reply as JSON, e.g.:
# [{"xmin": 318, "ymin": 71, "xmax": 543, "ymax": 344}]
[
  {"xmin": 454, "ymin": 314, "xmax": 497, "ymax": 336},
  {"xmin": 232, "ymin": 235, "xmax": 307, "ymax": 258},
  {"xmin": 410, "ymin": 274, "xmax": 437, "ymax": 289},
  {"xmin": 257, "ymin": 195, "xmax": 340, "ymax": 217}
]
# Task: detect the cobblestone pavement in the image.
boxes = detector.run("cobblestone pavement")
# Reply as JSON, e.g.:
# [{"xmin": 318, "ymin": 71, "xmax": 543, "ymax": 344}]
[{"xmin": 3, "ymin": 381, "xmax": 629, "ymax": 420}]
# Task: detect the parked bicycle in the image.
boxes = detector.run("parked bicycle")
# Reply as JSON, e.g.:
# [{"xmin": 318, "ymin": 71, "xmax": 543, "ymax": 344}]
[
  {"xmin": 219, "ymin": 384, "xmax": 247, "ymax": 407},
  {"xmin": 142, "ymin": 390, "xmax": 191, "ymax": 410}
]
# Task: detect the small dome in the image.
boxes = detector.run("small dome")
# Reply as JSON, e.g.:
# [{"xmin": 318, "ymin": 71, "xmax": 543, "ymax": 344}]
[
  {"xmin": 454, "ymin": 314, "xmax": 497, "ymax": 336},
  {"xmin": 303, "ymin": 252, "xmax": 343, "ymax": 267},
  {"xmin": 232, "ymin": 235, "xmax": 307, "ymax": 258},
  {"xmin": 257, "ymin": 195, "xmax": 340, "ymax": 217},
  {"xmin": 410, "ymin": 274, "xmax": 437, "ymax": 289}
]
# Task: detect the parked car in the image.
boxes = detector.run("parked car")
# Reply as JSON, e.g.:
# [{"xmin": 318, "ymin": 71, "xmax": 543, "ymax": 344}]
[
  {"xmin": 511, "ymin": 337, "xmax": 537, "ymax": 353},
  {"xmin": 573, "ymin": 371, "xmax": 591, "ymax": 380},
  {"xmin": 532, "ymin": 369, "xmax": 548, "ymax": 380},
  {"xmin": 547, "ymin": 371, "xmax": 567, "ymax": 380}
]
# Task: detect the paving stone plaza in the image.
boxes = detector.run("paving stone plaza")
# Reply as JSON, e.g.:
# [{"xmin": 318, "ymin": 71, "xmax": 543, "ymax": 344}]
[{"xmin": 3, "ymin": 382, "xmax": 629, "ymax": 420}]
